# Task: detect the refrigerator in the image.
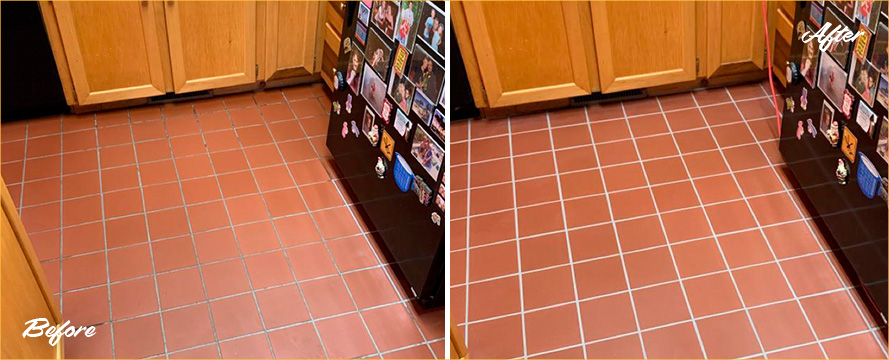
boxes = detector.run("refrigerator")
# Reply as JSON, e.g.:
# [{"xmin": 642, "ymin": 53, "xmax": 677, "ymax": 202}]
[
  {"xmin": 325, "ymin": 1, "xmax": 446, "ymax": 308},
  {"xmin": 780, "ymin": 0, "xmax": 888, "ymax": 326}
]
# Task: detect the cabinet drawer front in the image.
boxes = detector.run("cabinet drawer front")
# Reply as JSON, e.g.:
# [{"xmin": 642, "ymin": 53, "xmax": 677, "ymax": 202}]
[
  {"xmin": 592, "ymin": 1, "xmax": 697, "ymax": 93},
  {"xmin": 462, "ymin": 1, "xmax": 598, "ymax": 107},
  {"xmin": 53, "ymin": 1, "xmax": 166, "ymax": 105},
  {"xmin": 165, "ymin": 1, "xmax": 257, "ymax": 93}
]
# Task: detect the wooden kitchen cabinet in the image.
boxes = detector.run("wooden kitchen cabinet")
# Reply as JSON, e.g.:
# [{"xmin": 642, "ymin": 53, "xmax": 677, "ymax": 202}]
[
  {"xmin": 703, "ymin": 2, "xmax": 765, "ymax": 78},
  {"xmin": 164, "ymin": 1, "xmax": 257, "ymax": 93},
  {"xmin": 45, "ymin": 1, "xmax": 168, "ymax": 105},
  {"xmin": 456, "ymin": 1, "xmax": 599, "ymax": 108},
  {"xmin": 0, "ymin": 178, "xmax": 63, "ymax": 359},
  {"xmin": 260, "ymin": 1, "xmax": 321, "ymax": 81},
  {"xmin": 591, "ymin": 1, "xmax": 697, "ymax": 93}
]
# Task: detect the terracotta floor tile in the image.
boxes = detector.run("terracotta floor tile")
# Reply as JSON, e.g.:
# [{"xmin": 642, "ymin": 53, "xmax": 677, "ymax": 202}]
[
  {"xmin": 41, "ymin": 261, "xmax": 60, "ymax": 293},
  {"xmin": 100, "ymin": 165, "xmax": 139, "ymax": 191},
  {"xmin": 705, "ymin": 200, "xmax": 757, "ymax": 234},
  {"xmin": 550, "ymin": 106, "xmax": 588, "ymax": 127},
  {"xmin": 226, "ymin": 194, "xmax": 269, "ymax": 225},
  {"xmin": 62, "ymin": 252, "xmax": 106, "ymax": 291},
  {"xmin": 244, "ymin": 251, "xmax": 294, "ymax": 289},
  {"xmin": 152, "ymin": 236, "xmax": 197, "ymax": 273},
  {"xmin": 733, "ymin": 263, "xmax": 793, "ymax": 306},
  {"xmin": 210, "ymin": 293, "xmax": 264, "ymax": 340},
  {"xmin": 313, "ymin": 206, "xmax": 361, "ymax": 240},
  {"xmin": 62, "ymin": 129, "xmax": 97, "ymax": 152},
  {"xmin": 268, "ymin": 324, "xmax": 326, "ymax": 359},
  {"xmin": 580, "ymin": 292, "xmax": 637, "ymax": 341},
  {"xmin": 231, "ymin": 220, "xmax": 279, "ymax": 255},
  {"xmin": 633, "ymin": 282, "xmax": 690, "ymax": 329},
  {"xmin": 28, "ymin": 135, "xmax": 62, "ymax": 158},
  {"xmin": 107, "ymin": 243, "xmax": 153, "ymax": 282},
  {"xmin": 187, "ymin": 201, "xmax": 230, "ymax": 232},
  {"xmin": 734, "ymin": 167, "xmax": 784, "ymax": 196},
  {"xmin": 802, "ymin": 291, "xmax": 869, "ymax": 339},
  {"xmin": 468, "ymin": 241, "xmax": 518, "ymax": 282},
  {"xmin": 113, "ymin": 314, "xmax": 165, "ymax": 359},
  {"xmin": 243, "ymin": 144, "xmax": 284, "ymax": 168},
  {"xmin": 514, "ymin": 176, "xmax": 559, "ymax": 207},
  {"xmin": 99, "ymin": 144, "xmax": 136, "ymax": 168},
  {"xmin": 697, "ymin": 311, "xmax": 762, "ymax": 358},
  {"xmin": 62, "ymin": 286, "xmax": 109, "ymax": 326},
  {"xmin": 316, "ymin": 313, "xmax": 379, "ymax": 359},
  {"xmin": 202, "ymin": 259, "xmax": 251, "ymax": 299},
  {"xmin": 659, "ymin": 93, "xmax": 696, "ymax": 111},
  {"xmin": 470, "ymin": 136, "xmax": 510, "ymax": 163},
  {"xmin": 590, "ymin": 119, "xmax": 631, "ymax": 142},
  {"xmin": 608, "ymin": 188, "xmax": 655, "ymax": 220},
  {"xmin": 636, "ymin": 134, "xmax": 679, "ymax": 160},
  {"xmin": 684, "ymin": 272, "xmax": 743, "ymax": 317},
  {"xmin": 602, "ymin": 163, "xmax": 647, "ymax": 191},
  {"xmin": 560, "ymin": 169, "xmax": 604, "ymax": 199},
  {"xmin": 551, "ymin": 124, "xmax": 591, "ymax": 150},
  {"xmin": 162, "ymin": 303, "xmax": 216, "ymax": 351},
  {"xmin": 62, "ymin": 170, "xmax": 102, "ymax": 200},
  {"xmin": 641, "ymin": 322, "xmax": 704, "ymax": 359},
  {"xmin": 564, "ymin": 194, "xmax": 611, "ymax": 228},
  {"xmin": 105, "ymin": 214, "xmax": 148, "ymax": 248},
  {"xmin": 782, "ymin": 254, "xmax": 844, "ymax": 297},
  {"xmin": 769, "ymin": 344, "xmax": 826, "ymax": 359},
  {"xmin": 700, "ymin": 103, "xmax": 742, "ymax": 126},
  {"xmin": 23, "ymin": 177, "xmax": 60, "ymax": 206},
  {"xmin": 142, "ymin": 182, "xmax": 183, "ymax": 211},
  {"xmin": 822, "ymin": 332, "xmax": 886, "ymax": 359},
  {"xmin": 568, "ymin": 224, "xmax": 619, "ymax": 261},
  {"xmin": 651, "ymin": 181, "xmax": 700, "ymax": 212},
  {"xmin": 520, "ymin": 232, "xmax": 569, "ymax": 271},
  {"xmin": 102, "ymin": 188, "xmax": 143, "ymax": 218},
  {"xmin": 624, "ymin": 247, "xmax": 678, "ymax": 288},
  {"xmin": 174, "ymin": 154, "xmax": 215, "ymax": 180},
  {"xmin": 467, "ymin": 276, "xmax": 521, "ymax": 321},
  {"xmin": 693, "ymin": 174, "xmax": 742, "ymax": 204},
  {"xmin": 344, "ymin": 267, "xmax": 399, "ymax": 309},
  {"xmin": 712, "ymin": 122, "xmax": 756, "ymax": 148},
  {"xmin": 643, "ymin": 156, "xmax": 689, "ymax": 185},
  {"xmin": 588, "ymin": 102, "xmax": 625, "ymax": 122},
  {"xmin": 525, "ymin": 304, "xmax": 582, "ymax": 355},
  {"xmin": 63, "ymin": 222, "xmax": 106, "ymax": 256},
  {"xmin": 763, "ymin": 221, "xmax": 822, "ymax": 259},
  {"xmin": 555, "ymin": 145, "xmax": 599, "ymax": 172},
  {"xmin": 723, "ymin": 144, "xmax": 769, "ymax": 171},
  {"xmin": 384, "ymin": 344, "xmax": 435, "ymax": 359},
  {"xmin": 156, "ymin": 268, "xmax": 206, "ymax": 309},
  {"xmin": 169, "ymin": 134, "xmax": 206, "ymax": 158},
  {"xmin": 623, "ymin": 97, "xmax": 660, "ymax": 117},
  {"xmin": 596, "ymin": 140, "xmax": 638, "ymax": 167},
  {"xmin": 210, "ymin": 149, "xmax": 250, "ymax": 174},
  {"xmin": 221, "ymin": 333, "xmax": 274, "ymax": 359},
  {"xmin": 749, "ymin": 301, "xmax": 816, "ymax": 351},
  {"xmin": 522, "ymin": 265, "xmax": 576, "ymax": 310},
  {"xmin": 2, "ymin": 140, "xmax": 25, "ymax": 163},
  {"xmin": 735, "ymin": 98, "xmax": 774, "ymax": 120},
  {"xmin": 256, "ymin": 284, "xmax": 310, "ymax": 328},
  {"xmin": 364, "ymin": 304, "xmax": 425, "ymax": 352},
  {"xmin": 228, "ymin": 107, "xmax": 263, "ymax": 127},
  {"xmin": 135, "ymin": 139, "xmax": 173, "ymax": 164},
  {"xmin": 31, "ymin": 231, "xmax": 58, "ymax": 262},
  {"xmin": 204, "ymin": 128, "xmax": 241, "ymax": 152},
  {"xmin": 628, "ymin": 113, "xmax": 669, "ymax": 137},
  {"xmin": 274, "ymin": 213, "xmax": 321, "ymax": 245},
  {"xmin": 468, "ymin": 159, "xmax": 511, "ymax": 188},
  {"xmin": 661, "ymin": 207, "xmax": 714, "ymax": 242},
  {"xmin": 241, "ymin": 124, "xmax": 278, "ymax": 145},
  {"xmin": 110, "ymin": 277, "xmax": 158, "ymax": 319},
  {"xmin": 217, "ymin": 170, "xmax": 258, "ymax": 198},
  {"xmin": 260, "ymin": 103, "xmax": 296, "ymax": 124},
  {"xmin": 301, "ymin": 276, "xmax": 356, "ymax": 318},
  {"xmin": 672, "ymin": 238, "xmax": 726, "ymax": 277},
  {"xmin": 717, "ymin": 230, "xmax": 774, "ymax": 268},
  {"xmin": 468, "ymin": 211, "xmax": 516, "ymax": 247},
  {"xmin": 683, "ymin": 150, "xmax": 730, "ymax": 178},
  {"xmin": 586, "ymin": 334, "xmax": 645, "ymax": 359},
  {"xmin": 513, "ymin": 152, "xmax": 555, "ymax": 180},
  {"xmin": 517, "ymin": 202, "xmax": 563, "ymax": 237},
  {"xmin": 674, "ymin": 129, "xmax": 718, "ymax": 154},
  {"xmin": 290, "ymin": 98, "xmax": 327, "ymax": 119},
  {"xmin": 25, "ymin": 155, "xmax": 61, "ymax": 181},
  {"xmin": 665, "ymin": 108, "xmax": 708, "ymax": 132},
  {"xmin": 748, "ymin": 193, "xmax": 801, "ymax": 226},
  {"xmin": 165, "ymin": 115, "xmax": 201, "ymax": 137},
  {"xmin": 146, "ymin": 207, "xmax": 190, "ymax": 240},
  {"xmin": 574, "ymin": 257, "xmax": 627, "ymax": 298},
  {"xmin": 326, "ymin": 235, "xmax": 377, "ymax": 272},
  {"xmin": 301, "ymin": 181, "xmax": 344, "ymax": 210}
]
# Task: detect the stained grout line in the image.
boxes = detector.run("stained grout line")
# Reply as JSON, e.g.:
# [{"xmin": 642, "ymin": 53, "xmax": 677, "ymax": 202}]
[
  {"xmin": 693, "ymin": 87, "xmax": 829, "ymax": 359},
  {"xmin": 653, "ymin": 95, "xmax": 768, "ymax": 358},
  {"xmin": 91, "ymin": 112, "xmax": 117, "ymax": 358},
  {"xmin": 743, "ymin": 84, "xmax": 888, "ymax": 356},
  {"xmin": 510, "ymin": 115, "xmax": 530, "ymax": 359},
  {"xmin": 616, "ymin": 99, "xmax": 709, "ymax": 358},
  {"xmin": 157, "ymin": 103, "xmax": 224, "ymax": 359},
  {"xmin": 580, "ymin": 106, "xmax": 648, "ymax": 359}
]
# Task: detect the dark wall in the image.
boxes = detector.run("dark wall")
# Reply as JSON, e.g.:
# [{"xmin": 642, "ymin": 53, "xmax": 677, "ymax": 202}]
[{"xmin": 2, "ymin": 1, "xmax": 69, "ymax": 121}]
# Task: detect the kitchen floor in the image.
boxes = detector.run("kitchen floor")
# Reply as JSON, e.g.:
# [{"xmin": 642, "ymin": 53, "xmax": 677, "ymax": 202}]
[
  {"xmin": 1, "ymin": 83, "xmax": 444, "ymax": 359},
  {"xmin": 450, "ymin": 82, "xmax": 888, "ymax": 359}
]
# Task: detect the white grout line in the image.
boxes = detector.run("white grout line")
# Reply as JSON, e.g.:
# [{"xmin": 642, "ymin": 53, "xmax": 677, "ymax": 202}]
[
  {"xmin": 463, "ymin": 120, "xmax": 473, "ymax": 346},
  {"xmin": 580, "ymin": 105, "xmax": 648, "ymax": 359},
  {"xmin": 90, "ymin": 113, "xmax": 117, "ymax": 358}
]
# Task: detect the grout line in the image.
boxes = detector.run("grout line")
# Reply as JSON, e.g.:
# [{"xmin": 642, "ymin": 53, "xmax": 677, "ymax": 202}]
[
  {"xmin": 158, "ymin": 104, "xmax": 224, "ymax": 359},
  {"xmin": 507, "ymin": 115, "xmax": 530, "ymax": 358},
  {"xmin": 91, "ymin": 113, "xmax": 117, "ymax": 358}
]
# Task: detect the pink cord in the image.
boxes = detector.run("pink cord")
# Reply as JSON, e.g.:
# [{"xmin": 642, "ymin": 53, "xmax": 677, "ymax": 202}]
[{"xmin": 762, "ymin": 0, "xmax": 783, "ymax": 137}]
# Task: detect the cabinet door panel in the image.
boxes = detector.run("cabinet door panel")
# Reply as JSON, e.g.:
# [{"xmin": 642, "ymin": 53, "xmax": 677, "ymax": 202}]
[
  {"xmin": 53, "ymin": 1, "xmax": 166, "ymax": 105},
  {"xmin": 165, "ymin": 1, "xmax": 256, "ymax": 92},
  {"xmin": 462, "ymin": 1, "xmax": 598, "ymax": 107},
  {"xmin": 264, "ymin": 1, "xmax": 320, "ymax": 81},
  {"xmin": 591, "ymin": 1, "xmax": 697, "ymax": 93},
  {"xmin": 705, "ymin": 2, "xmax": 765, "ymax": 77}
]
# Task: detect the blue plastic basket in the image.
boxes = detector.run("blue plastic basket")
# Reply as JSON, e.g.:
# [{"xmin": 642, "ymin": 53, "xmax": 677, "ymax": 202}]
[
  {"xmin": 857, "ymin": 152, "xmax": 880, "ymax": 199},
  {"xmin": 393, "ymin": 153, "xmax": 414, "ymax": 193}
]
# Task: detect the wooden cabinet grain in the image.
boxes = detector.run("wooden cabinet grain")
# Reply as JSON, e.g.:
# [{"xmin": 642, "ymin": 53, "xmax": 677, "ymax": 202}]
[
  {"xmin": 703, "ymin": 1, "xmax": 765, "ymax": 78},
  {"xmin": 457, "ymin": 1, "xmax": 599, "ymax": 107},
  {"xmin": 163, "ymin": 1, "xmax": 257, "ymax": 93},
  {"xmin": 260, "ymin": 1, "xmax": 320, "ymax": 81},
  {"xmin": 591, "ymin": 1, "xmax": 697, "ymax": 93},
  {"xmin": 48, "ymin": 1, "xmax": 167, "ymax": 105},
  {"xmin": 0, "ymin": 179, "xmax": 63, "ymax": 359}
]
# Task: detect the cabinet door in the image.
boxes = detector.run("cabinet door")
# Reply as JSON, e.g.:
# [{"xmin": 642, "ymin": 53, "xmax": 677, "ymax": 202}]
[
  {"xmin": 591, "ymin": 1, "xmax": 697, "ymax": 93},
  {"xmin": 704, "ymin": 2, "xmax": 765, "ymax": 77},
  {"xmin": 461, "ymin": 2, "xmax": 598, "ymax": 108},
  {"xmin": 164, "ymin": 1, "xmax": 257, "ymax": 93},
  {"xmin": 52, "ymin": 1, "xmax": 166, "ymax": 105},
  {"xmin": 262, "ymin": 1, "xmax": 320, "ymax": 81}
]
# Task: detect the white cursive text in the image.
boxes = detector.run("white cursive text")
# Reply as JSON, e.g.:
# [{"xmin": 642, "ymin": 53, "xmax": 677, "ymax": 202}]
[
  {"xmin": 801, "ymin": 22, "xmax": 865, "ymax": 52},
  {"xmin": 22, "ymin": 318, "xmax": 95, "ymax": 346}
]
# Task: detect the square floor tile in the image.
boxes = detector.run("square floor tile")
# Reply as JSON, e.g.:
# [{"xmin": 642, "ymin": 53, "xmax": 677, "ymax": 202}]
[
  {"xmin": 525, "ymin": 304, "xmax": 582, "ymax": 355},
  {"xmin": 749, "ymin": 301, "xmax": 816, "ymax": 351},
  {"xmin": 608, "ymin": 189, "xmax": 655, "ymax": 220},
  {"xmin": 568, "ymin": 224, "xmax": 619, "ymax": 261},
  {"xmin": 244, "ymin": 250, "xmax": 294, "ymax": 289},
  {"xmin": 558, "ymin": 169, "xmax": 604, "ymax": 201},
  {"xmin": 801, "ymin": 291, "xmax": 869, "ymax": 340},
  {"xmin": 520, "ymin": 232, "xmax": 570, "ymax": 271},
  {"xmin": 162, "ymin": 303, "xmax": 216, "ymax": 351},
  {"xmin": 107, "ymin": 243, "xmax": 153, "ymax": 282},
  {"xmin": 683, "ymin": 273, "xmax": 743, "ymax": 317},
  {"xmin": 286, "ymin": 243, "xmax": 337, "ymax": 280},
  {"xmin": 732, "ymin": 263, "xmax": 793, "ymax": 306},
  {"xmin": 574, "ymin": 257, "xmax": 627, "ymax": 299},
  {"xmin": 468, "ymin": 241, "xmax": 518, "ymax": 282},
  {"xmin": 632, "ymin": 282, "xmax": 690, "ymax": 329},
  {"xmin": 641, "ymin": 322, "xmax": 704, "ymax": 359},
  {"xmin": 301, "ymin": 276, "xmax": 356, "ymax": 318},
  {"xmin": 467, "ymin": 276, "xmax": 521, "ymax": 322},
  {"xmin": 564, "ymin": 195, "xmax": 610, "ymax": 228},
  {"xmin": 580, "ymin": 292, "xmax": 637, "ymax": 342},
  {"xmin": 219, "ymin": 333, "xmax": 273, "ymax": 359},
  {"xmin": 602, "ymin": 163, "xmax": 647, "ymax": 192},
  {"xmin": 586, "ymin": 334, "xmax": 644, "ymax": 359},
  {"xmin": 363, "ymin": 304, "xmax": 425, "ymax": 352},
  {"xmin": 210, "ymin": 293, "xmax": 264, "ymax": 340},
  {"xmin": 693, "ymin": 174, "xmax": 742, "ymax": 204},
  {"xmin": 671, "ymin": 238, "xmax": 726, "ymax": 277},
  {"xmin": 343, "ymin": 268, "xmax": 399, "ymax": 309},
  {"xmin": 156, "ymin": 268, "xmax": 206, "ymax": 309},
  {"xmin": 665, "ymin": 108, "xmax": 707, "ymax": 131},
  {"xmin": 624, "ymin": 247, "xmax": 677, "ymax": 288},
  {"xmin": 717, "ymin": 230, "xmax": 774, "ymax": 268},
  {"xmin": 515, "ymin": 176, "xmax": 560, "ymax": 207},
  {"xmin": 113, "ymin": 314, "xmax": 165, "ymax": 359},
  {"xmin": 316, "ymin": 313, "xmax": 378, "ymax": 359},
  {"xmin": 268, "ymin": 324, "xmax": 326, "ymax": 359},
  {"xmin": 696, "ymin": 311, "xmax": 762, "ymax": 359},
  {"xmin": 781, "ymin": 254, "xmax": 844, "ymax": 297},
  {"xmin": 651, "ymin": 181, "xmax": 700, "ymax": 212},
  {"xmin": 255, "ymin": 284, "xmax": 311, "ymax": 328},
  {"xmin": 202, "ymin": 259, "xmax": 251, "ymax": 299},
  {"xmin": 705, "ymin": 200, "xmax": 757, "ymax": 234},
  {"xmin": 522, "ymin": 265, "xmax": 576, "ymax": 310},
  {"xmin": 517, "ymin": 202, "xmax": 563, "ymax": 237},
  {"xmin": 596, "ymin": 141, "xmax": 638, "ymax": 167},
  {"xmin": 110, "ymin": 277, "xmax": 159, "ymax": 319},
  {"xmin": 468, "ymin": 211, "xmax": 516, "ymax": 247},
  {"xmin": 62, "ymin": 252, "xmax": 107, "ymax": 291}
]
